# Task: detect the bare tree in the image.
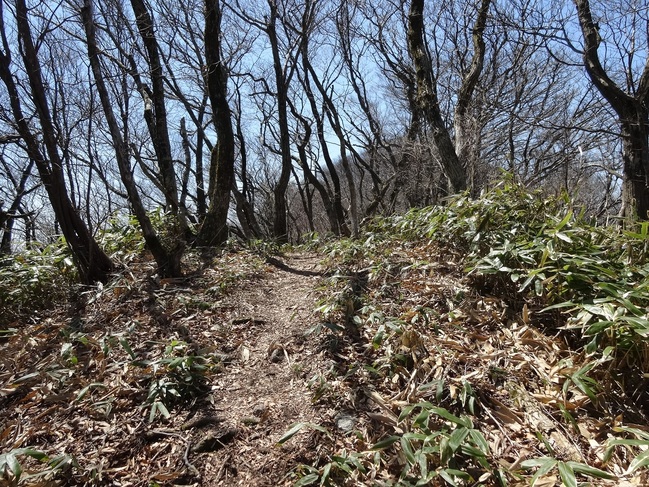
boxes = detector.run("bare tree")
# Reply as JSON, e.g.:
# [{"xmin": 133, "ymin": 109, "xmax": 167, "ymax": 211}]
[
  {"xmin": 573, "ymin": 0, "xmax": 649, "ymax": 219},
  {"xmin": 0, "ymin": 0, "xmax": 113, "ymax": 283},
  {"xmin": 196, "ymin": 0, "xmax": 237, "ymax": 246},
  {"xmin": 80, "ymin": 0, "xmax": 183, "ymax": 277},
  {"xmin": 407, "ymin": 0, "xmax": 492, "ymax": 194},
  {"xmin": 0, "ymin": 150, "xmax": 37, "ymax": 255}
]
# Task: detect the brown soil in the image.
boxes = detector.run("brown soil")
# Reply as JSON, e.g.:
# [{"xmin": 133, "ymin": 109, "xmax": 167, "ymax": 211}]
[{"xmin": 193, "ymin": 253, "xmax": 328, "ymax": 486}]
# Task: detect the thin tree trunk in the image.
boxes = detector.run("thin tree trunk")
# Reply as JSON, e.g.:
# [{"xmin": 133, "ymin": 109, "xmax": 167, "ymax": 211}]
[
  {"xmin": 0, "ymin": 0, "xmax": 113, "ymax": 284},
  {"xmin": 196, "ymin": 0, "xmax": 236, "ymax": 246},
  {"xmin": 81, "ymin": 0, "xmax": 182, "ymax": 277},
  {"xmin": 130, "ymin": 0, "xmax": 190, "ymax": 236},
  {"xmin": 267, "ymin": 0, "xmax": 293, "ymax": 243},
  {"xmin": 454, "ymin": 0, "xmax": 491, "ymax": 194}
]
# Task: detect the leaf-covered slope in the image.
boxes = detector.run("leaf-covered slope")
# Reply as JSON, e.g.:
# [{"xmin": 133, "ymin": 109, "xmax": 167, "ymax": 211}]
[
  {"xmin": 291, "ymin": 182, "xmax": 649, "ymax": 486},
  {"xmin": 3, "ymin": 182, "xmax": 649, "ymax": 486}
]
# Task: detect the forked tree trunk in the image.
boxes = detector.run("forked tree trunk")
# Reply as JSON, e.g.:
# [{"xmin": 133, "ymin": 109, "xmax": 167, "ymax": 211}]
[
  {"xmin": 267, "ymin": 0, "xmax": 293, "ymax": 243},
  {"xmin": 130, "ymin": 0, "xmax": 191, "ymax": 238},
  {"xmin": 0, "ymin": 0, "xmax": 113, "ymax": 284},
  {"xmin": 81, "ymin": 0, "xmax": 182, "ymax": 277},
  {"xmin": 196, "ymin": 0, "xmax": 236, "ymax": 246},
  {"xmin": 454, "ymin": 0, "xmax": 491, "ymax": 194},
  {"xmin": 575, "ymin": 0, "xmax": 649, "ymax": 220},
  {"xmin": 407, "ymin": 0, "xmax": 467, "ymax": 194}
]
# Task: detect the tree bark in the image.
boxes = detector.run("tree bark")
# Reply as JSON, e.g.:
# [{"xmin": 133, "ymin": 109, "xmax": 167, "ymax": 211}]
[
  {"xmin": 407, "ymin": 0, "xmax": 467, "ymax": 193},
  {"xmin": 130, "ymin": 0, "xmax": 190, "ymax": 236},
  {"xmin": 0, "ymin": 0, "xmax": 113, "ymax": 284},
  {"xmin": 574, "ymin": 0, "xmax": 649, "ymax": 219},
  {"xmin": 196, "ymin": 0, "xmax": 236, "ymax": 246},
  {"xmin": 265, "ymin": 0, "xmax": 293, "ymax": 243},
  {"xmin": 80, "ymin": 0, "xmax": 182, "ymax": 277},
  {"xmin": 300, "ymin": 52, "xmax": 349, "ymax": 236},
  {"xmin": 454, "ymin": 0, "xmax": 491, "ymax": 194},
  {"xmin": 288, "ymin": 97, "xmax": 342, "ymax": 236},
  {"xmin": 0, "ymin": 156, "xmax": 35, "ymax": 255}
]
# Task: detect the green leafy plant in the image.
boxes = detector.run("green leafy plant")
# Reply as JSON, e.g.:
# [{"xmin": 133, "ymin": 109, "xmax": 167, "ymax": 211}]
[
  {"xmin": 0, "ymin": 240, "xmax": 76, "ymax": 325},
  {"xmin": 98, "ymin": 208, "xmax": 188, "ymax": 262},
  {"xmin": 381, "ymin": 402, "xmax": 492, "ymax": 485},
  {"xmin": 0, "ymin": 447, "xmax": 79, "ymax": 485},
  {"xmin": 136, "ymin": 340, "xmax": 212, "ymax": 422},
  {"xmin": 519, "ymin": 456, "xmax": 615, "ymax": 486}
]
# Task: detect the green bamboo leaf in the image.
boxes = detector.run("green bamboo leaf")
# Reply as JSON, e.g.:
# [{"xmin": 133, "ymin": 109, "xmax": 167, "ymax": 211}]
[
  {"xmin": 521, "ymin": 457, "xmax": 557, "ymax": 486},
  {"xmin": 570, "ymin": 375, "xmax": 597, "ymax": 403},
  {"xmin": 518, "ymin": 274, "xmax": 536, "ymax": 293},
  {"xmin": 149, "ymin": 401, "xmax": 170, "ymax": 422},
  {"xmin": 468, "ymin": 429, "xmax": 490, "ymax": 454},
  {"xmin": 401, "ymin": 436, "xmax": 416, "ymax": 465},
  {"xmin": 555, "ymin": 232, "xmax": 573, "ymax": 243},
  {"xmin": 567, "ymin": 461, "xmax": 616, "ymax": 479},
  {"xmin": 520, "ymin": 457, "xmax": 554, "ymax": 469},
  {"xmin": 320, "ymin": 463, "xmax": 332, "ymax": 485},
  {"xmin": 448, "ymin": 427, "xmax": 469, "ymax": 452},
  {"xmin": 534, "ymin": 279, "xmax": 543, "ymax": 296},
  {"xmin": 430, "ymin": 407, "xmax": 471, "ymax": 428},
  {"xmin": 612, "ymin": 426, "xmax": 649, "ymax": 440},
  {"xmin": 413, "ymin": 408, "xmax": 430, "ymax": 428},
  {"xmin": 277, "ymin": 422, "xmax": 306, "ymax": 444},
  {"xmin": 119, "ymin": 337, "xmax": 137, "ymax": 360},
  {"xmin": 48, "ymin": 453, "xmax": 80, "ymax": 470},
  {"xmin": 555, "ymin": 211, "xmax": 573, "ymax": 232},
  {"xmin": 15, "ymin": 447, "xmax": 49, "ymax": 461},
  {"xmin": 398, "ymin": 404, "xmax": 417, "ymax": 422},
  {"xmin": 347, "ymin": 454, "xmax": 366, "ymax": 473},
  {"xmin": 5, "ymin": 452, "xmax": 22, "ymax": 480},
  {"xmin": 439, "ymin": 468, "xmax": 470, "ymax": 485},
  {"xmin": 294, "ymin": 473, "xmax": 319, "ymax": 486},
  {"xmin": 371, "ymin": 435, "xmax": 400, "ymax": 450},
  {"xmin": 557, "ymin": 461, "xmax": 577, "ymax": 487},
  {"xmin": 541, "ymin": 301, "xmax": 578, "ymax": 312},
  {"xmin": 277, "ymin": 422, "xmax": 328, "ymax": 445},
  {"xmin": 585, "ymin": 320, "xmax": 615, "ymax": 336},
  {"xmin": 461, "ymin": 445, "xmax": 490, "ymax": 469},
  {"xmin": 606, "ymin": 439, "xmax": 649, "ymax": 448},
  {"xmin": 74, "ymin": 382, "xmax": 107, "ymax": 402},
  {"xmin": 626, "ymin": 449, "xmax": 649, "ymax": 475}
]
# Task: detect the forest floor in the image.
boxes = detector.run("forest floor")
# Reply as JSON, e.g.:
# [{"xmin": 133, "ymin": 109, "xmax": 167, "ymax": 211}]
[
  {"xmin": 2, "ymin": 244, "xmax": 649, "ymax": 486},
  {"xmin": 1, "ymin": 250, "xmax": 335, "ymax": 486}
]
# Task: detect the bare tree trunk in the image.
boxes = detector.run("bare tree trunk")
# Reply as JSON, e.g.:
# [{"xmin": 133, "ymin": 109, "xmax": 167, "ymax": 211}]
[
  {"xmin": 80, "ymin": 0, "xmax": 182, "ymax": 277},
  {"xmin": 620, "ymin": 117, "xmax": 649, "ymax": 219},
  {"xmin": 300, "ymin": 16, "xmax": 356, "ymax": 235},
  {"xmin": 267, "ymin": 0, "xmax": 293, "ymax": 243},
  {"xmin": 408, "ymin": 0, "xmax": 467, "ymax": 193},
  {"xmin": 195, "ymin": 102, "xmax": 208, "ymax": 219},
  {"xmin": 130, "ymin": 0, "xmax": 190, "ymax": 237},
  {"xmin": 454, "ymin": 0, "xmax": 491, "ymax": 194},
  {"xmin": 300, "ymin": 57, "xmax": 349, "ymax": 236},
  {"xmin": 0, "ymin": 156, "xmax": 35, "ymax": 255},
  {"xmin": 337, "ymin": 3, "xmax": 392, "ymax": 215},
  {"xmin": 574, "ymin": 0, "xmax": 649, "ymax": 220},
  {"xmin": 288, "ymin": 95, "xmax": 344, "ymax": 236},
  {"xmin": 233, "ymin": 91, "xmax": 263, "ymax": 238},
  {"xmin": 196, "ymin": 0, "xmax": 236, "ymax": 246},
  {"xmin": 0, "ymin": 0, "xmax": 113, "ymax": 284}
]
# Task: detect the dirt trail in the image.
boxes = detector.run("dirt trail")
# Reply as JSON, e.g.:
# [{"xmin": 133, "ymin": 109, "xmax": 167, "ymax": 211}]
[
  {"xmin": 0, "ymin": 251, "xmax": 332, "ymax": 486},
  {"xmin": 194, "ymin": 252, "xmax": 328, "ymax": 486}
]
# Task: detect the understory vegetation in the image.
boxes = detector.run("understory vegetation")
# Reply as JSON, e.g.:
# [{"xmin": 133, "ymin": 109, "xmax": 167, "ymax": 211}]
[
  {"xmin": 288, "ymin": 180, "xmax": 649, "ymax": 486},
  {"xmin": 2, "ymin": 181, "xmax": 649, "ymax": 485}
]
